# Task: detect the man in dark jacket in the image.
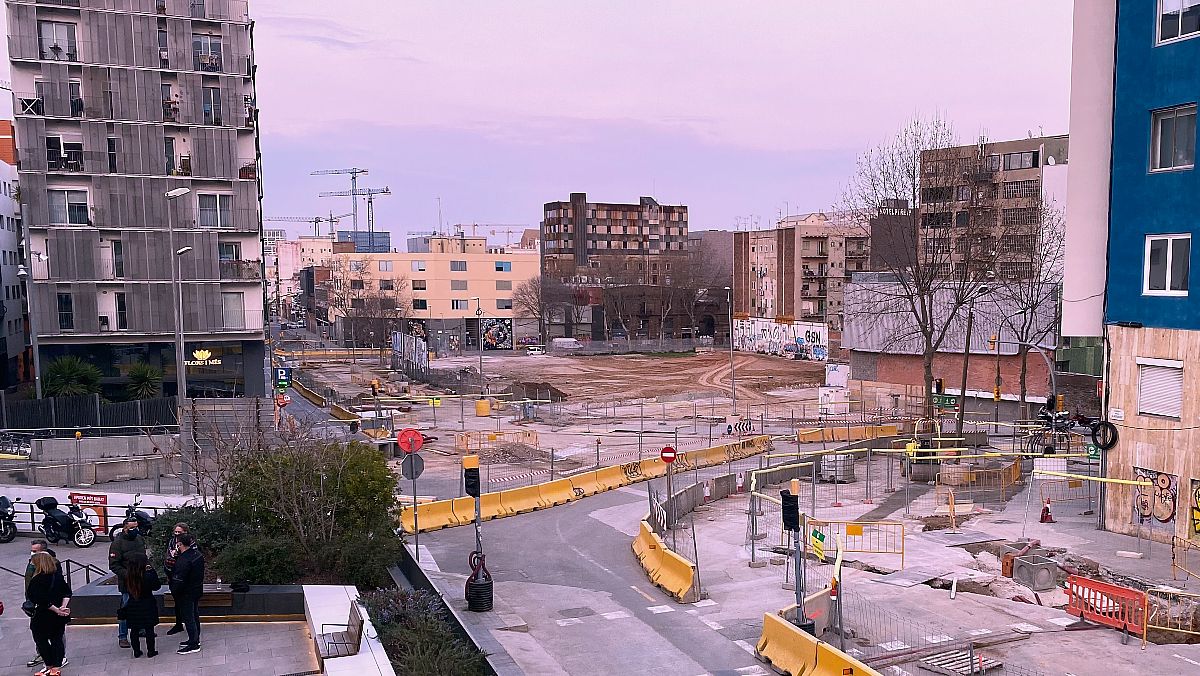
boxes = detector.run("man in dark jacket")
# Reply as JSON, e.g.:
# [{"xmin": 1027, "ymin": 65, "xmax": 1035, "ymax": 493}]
[
  {"xmin": 169, "ymin": 534, "xmax": 204, "ymax": 654},
  {"xmin": 108, "ymin": 517, "xmax": 146, "ymax": 649}
]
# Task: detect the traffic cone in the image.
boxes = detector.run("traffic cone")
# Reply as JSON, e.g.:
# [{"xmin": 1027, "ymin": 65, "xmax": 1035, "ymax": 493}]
[{"xmin": 1040, "ymin": 498, "xmax": 1055, "ymax": 523}]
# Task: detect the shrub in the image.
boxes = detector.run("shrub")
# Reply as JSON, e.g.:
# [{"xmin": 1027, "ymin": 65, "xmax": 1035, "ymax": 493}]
[
  {"xmin": 143, "ymin": 507, "xmax": 248, "ymax": 569},
  {"xmin": 44, "ymin": 356, "xmax": 102, "ymax": 396},
  {"xmin": 213, "ymin": 536, "xmax": 303, "ymax": 585},
  {"xmin": 125, "ymin": 362, "xmax": 163, "ymax": 400},
  {"xmin": 360, "ymin": 588, "xmax": 487, "ymax": 676},
  {"xmin": 332, "ymin": 532, "xmax": 407, "ymax": 590}
]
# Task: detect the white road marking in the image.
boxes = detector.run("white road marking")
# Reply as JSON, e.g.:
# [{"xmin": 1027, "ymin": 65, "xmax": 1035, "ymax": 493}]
[
  {"xmin": 888, "ymin": 668, "xmax": 912, "ymax": 676},
  {"xmin": 1175, "ymin": 654, "xmax": 1200, "ymax": 667},
  {"xmin": 735, "ymin": 667, "xmax": 768, "ymax": 675},
  {"xmin": 925, "ymin": 634, "xmax": 953, "ymax": 644},
  {"xmin": 878, "ymin": 640, "xmax": 911, "ymax": 651},
  {"xmin": 602, "ymin": 610, "xmax": 631, "ymax": 620},
  {"xmin": 686, "ymin": 609, "xmax": 699, "ymax": 615},
  {"xmin": 630, "ymin": 585, "xmax": 657, "ymax": 602},
  {"xmin": 555, "ymin": 618, "xmax": 584, "ymax": 627},
  {"xmin": 734, "ymin": 639, "xmax": 756, "ymax": 655},
  {"xmin": 966, "ymin": 628, "xmax": 993, "ymax": 636},
  {"xmin": 693, "ymin": 598, "xmax": 718, "ymax": 607},
  {"xmin": 701, "ymin": 618, "xmax": 724, "ymax": 630},
  {"xmin": 647, "ymin": 605, "xmax": 675, "ymax": 614}
]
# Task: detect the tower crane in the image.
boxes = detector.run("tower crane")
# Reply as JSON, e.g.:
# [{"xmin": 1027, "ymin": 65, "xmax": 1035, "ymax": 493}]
[
  {"xmin": 481, "ymin": 224, "xmax": 530, "ymax": 246},
  {"xmin": 319, "ymin": 187, "xmax": 392, "ymax": 252},
  {"xmin": 311, "ymin": 167, "xmax": 369, "ymax": 237},
  {"xmin": 264, "ymin": 212, "xmax": 352, "ymax": 237}
]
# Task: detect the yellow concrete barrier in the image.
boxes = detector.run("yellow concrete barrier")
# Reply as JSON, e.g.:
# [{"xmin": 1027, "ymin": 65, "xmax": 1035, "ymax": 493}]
[
  {"xmin": 569, "ymin": 470, "xmax": 604, "ymax": 497},
  {"xmin": 756, "ymin": 612, "xmax": 883, "ymax": 676},
  {"xmin": 637, "ymin": 458, "xmax": 668, "ymax": 480},
  {"xmin": 329, "ymin": 403, "xmax": 358, "ymax": 421},
  {"xmin": 643, "ymin": 532, "xmax": 667, "ymax": 585},
  {"xmin": 399, "ymin": 498, "xmax": 462, "ymax": 534},
  {"xmin": 537, "ymin": 479, "xmax": 576, "ymax": 507},
  {"xmin": 479, "ymin": 491, "xmax": 512, "ymax": 520},
  {"xmin": 502, "ymin": 484, "xmax": 542, "ymax": 515},
  {"xmin": 632, "ymin": 520, "xmax": 656, "ymax": 562},
  {"xmin": 594, "ymin": 465, "xmax": 631, "ymax": 492},
  {"xmin": 656, "ymin": 549, "xmax": 700, "ymax": 603},
  {"xmin": 291, "ymin": 379, "xmax": 326, "ymax": 407}
]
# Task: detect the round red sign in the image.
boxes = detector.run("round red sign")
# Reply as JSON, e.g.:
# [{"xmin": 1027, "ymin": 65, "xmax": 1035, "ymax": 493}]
[
  {"xmin": 660, "ymin": 446, "xmax": 677, "ymax": 463},
  {"xmin": 397, "ymin": 428, "xmax": 424, "ymax": 454}
]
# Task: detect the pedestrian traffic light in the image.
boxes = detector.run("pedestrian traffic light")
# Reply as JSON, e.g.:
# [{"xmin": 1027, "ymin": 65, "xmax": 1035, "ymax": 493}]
[
  {"xmin": 464, "ymin": 455, "xmax": 481, "ymax": 498},
  {"xmin": 987, "ymin": 335, "xmax": 997, "ymax": 352},
  {"xmin": 933, "ymin": 378, "xmax": 944, "ymax": 394},
  {"xmin": 781, "ymin": 490, "xmax": 800, "ymax": 532},
  {"xmin": 993, "ymin": 386, "xmax": 1001, "ymax": 402}
]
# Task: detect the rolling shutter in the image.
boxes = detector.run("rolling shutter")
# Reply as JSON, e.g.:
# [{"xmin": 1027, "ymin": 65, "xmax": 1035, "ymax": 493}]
[{"xmin": 1138, "ymin": 364, "xmax": 1184, "ymax": 418}]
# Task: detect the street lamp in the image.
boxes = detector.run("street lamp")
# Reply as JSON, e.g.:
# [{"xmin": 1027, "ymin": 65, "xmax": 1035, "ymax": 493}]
[
  {"xmin": 16, "ymin": 250, "xmax": 49, "ymax": 399},
  {"xmin": 955, "ymin": 283, "xmax": 991, "ymax": 434},
  {"xmin": 166, "ymin": 187, "xmax": 192, "ymax": 488},
  {"xmin": 471, "ymin": 297, "xmax": 483, "ymax": 394},
  {"xmin": 725, "ymin": 286, "xmax": 737, "ymax": 414}
]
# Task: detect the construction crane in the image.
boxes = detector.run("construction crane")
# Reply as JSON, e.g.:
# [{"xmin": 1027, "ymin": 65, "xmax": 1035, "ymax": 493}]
[
  {"xmin": 311, "ymin": 167, "xmax": 369, "ymax": 238},
  {"xmin": 264, "ymin": 212, "xmax": 352, "ymax": 237},
  {"xmin": 319, "ymin": 187, "xmax": 392, "ymax": 252},
  {"xmin": 482, "ymin": 224, "xmax": 530, "ymax": 246}
]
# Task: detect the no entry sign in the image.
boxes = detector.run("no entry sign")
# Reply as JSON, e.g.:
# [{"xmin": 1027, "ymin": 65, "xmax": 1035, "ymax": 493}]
[
  {"xmin": 660, "ymin": 446, "xmax": 677, "ymax": 463},
  {"xmin": 397, "ymin": 428, "xmax": 424, "ymax": 454}
]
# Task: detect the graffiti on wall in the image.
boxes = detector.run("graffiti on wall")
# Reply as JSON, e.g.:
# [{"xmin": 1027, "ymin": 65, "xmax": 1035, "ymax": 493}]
[
  {"xmin": 1133, "ymin": 466, "xmax": 1177, "ymax": 530},
  {"xmin": 406, "ymin": 319, "xmax": 427, "ymax": 340},
  {"xmin": 481, "ymin": 317, "xmax": 513, "ymax": 351},
  {"xmin": 1191, "ymin": 480, "xmax": 1200, "ymax": 539},
  {"xmin": 733, "ymin": 317, "xmax": 827, "ymax": 361}
]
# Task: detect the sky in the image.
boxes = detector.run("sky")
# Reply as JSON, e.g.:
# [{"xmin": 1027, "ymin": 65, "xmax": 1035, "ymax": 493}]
[{"xmin": 252, "ymin": 1, "xmax": 1075, "ymax": 240}]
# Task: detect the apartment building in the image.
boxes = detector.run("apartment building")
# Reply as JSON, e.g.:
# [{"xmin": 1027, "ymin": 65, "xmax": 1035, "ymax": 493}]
[
  {"xmin": 0, "ymin": 121, "xmax": 26, "ymax": 387},
  {"xmin": 918, "ymin": 135, "xmax": 1068, "ymax": 280},
  {"xmin": 541, "ymin": 193, "xmax": 689, "ymax": 283},
  {"xmin": 318, "ymin": 236, "xmax": 540, "ymax": 350},
  {"xmin": 1065, "ymin": 1, "xmax": 1200, "ymax": 542},
  {"xmin": 732, "ymin": 212, "xmax": 868, "ymax": 333},
  {"xmin": 336, "ymin": 228, "xmax": 390, "ymax": 254},
  {"xmin": 7, "ymin": 0, "xmax": 265, "ymax": 398}
]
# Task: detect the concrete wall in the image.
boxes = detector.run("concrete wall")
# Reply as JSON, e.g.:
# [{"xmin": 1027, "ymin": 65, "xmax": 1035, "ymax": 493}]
[{"xmin": 31, "ymin": 434, "xmax": 163, "ymax": 461}]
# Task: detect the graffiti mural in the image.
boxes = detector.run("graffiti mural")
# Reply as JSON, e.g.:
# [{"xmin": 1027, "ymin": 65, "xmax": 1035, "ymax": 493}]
[
  {"xmin": 481, "ymin": 317, "xmax": 513, "ymax": 351},
  {"xmin": 406, "ymin": 319, "xmax": 427, "ymax": 340},
  {"xmin": 1191, "ymin": 480, "xmax": 1200, "ymax": 539},
  {"xmin": 1133, "ymin": 466, "xmax": 1177, "ymax": 531},
  {"xmin": 733, "ymin": 317, "xmax": 827, "ymax": 361}
]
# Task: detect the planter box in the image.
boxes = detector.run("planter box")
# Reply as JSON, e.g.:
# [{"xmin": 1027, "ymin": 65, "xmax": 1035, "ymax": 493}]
[{"xmin": 69, "ymin": 575, "xmax": 305, "ymax": 623}]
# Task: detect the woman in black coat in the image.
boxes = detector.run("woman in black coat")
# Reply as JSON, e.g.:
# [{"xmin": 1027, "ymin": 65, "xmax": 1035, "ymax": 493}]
[
  {"xmin": 120, "ymin": 552, "xmax": 162, "ymax": 658},
  {"xmin": 26, "ymin": 551, "xmax": 71, "ymax": 676}
]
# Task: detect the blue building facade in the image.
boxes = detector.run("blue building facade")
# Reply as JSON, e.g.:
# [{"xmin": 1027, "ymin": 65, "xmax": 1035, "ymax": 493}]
[
  {"xmin": 1106, "ymin": 0, "xmax": 1199, "ymax": 328},
  {"xmin": 336, "ymin": 230, "xmax": 392, "ymax": 254}
]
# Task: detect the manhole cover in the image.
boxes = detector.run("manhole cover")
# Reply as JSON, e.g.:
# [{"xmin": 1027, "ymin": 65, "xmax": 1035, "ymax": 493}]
[{"xmin": 558, "ymin": 607, "xmax": 596, "ymax": 618}]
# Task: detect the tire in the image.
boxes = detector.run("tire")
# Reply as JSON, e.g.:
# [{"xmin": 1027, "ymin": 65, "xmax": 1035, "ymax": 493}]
[
  {"xmin": 74, "ymin": 527, "xmax": 96, "ymax": 547},
  {"xmin": 1092, "ymin": 421, "xmax": 1119, "ymax": 451},
  {"xmin": 109, "ymin": 524, "xmax": 123, "ymax": 540},
  {"xmin": 43, "ymin": 526, "xmax": 60, "ymax": 544},
  {"xmin": 0, "ymin": 521, "xmax": 16, "ymax": 544}
]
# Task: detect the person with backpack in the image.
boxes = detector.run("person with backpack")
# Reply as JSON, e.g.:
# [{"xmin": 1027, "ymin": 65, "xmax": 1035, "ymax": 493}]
[{"xmin": 119, "ymin": 552, "xmax": 162, "ymax": 659}]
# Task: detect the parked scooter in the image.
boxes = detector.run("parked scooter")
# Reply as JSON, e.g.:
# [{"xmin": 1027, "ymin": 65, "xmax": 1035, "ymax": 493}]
[
  {"xmin": 0, "ymin": 495, "xmax": 18, "ymax": 543},
  {"xmin": 35, "ymin": 496, "xmax": 96, "ymax": 547},
  {"xmin": 108, "ymin": 493, "xmax": 154, "ymax": 540}
]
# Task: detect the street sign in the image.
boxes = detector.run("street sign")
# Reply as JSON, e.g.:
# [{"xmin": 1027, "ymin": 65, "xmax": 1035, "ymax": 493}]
[
  {"xmin": 933, "ymin": 394, "xmax": 958, "ymax": 409},
  {"xmin": 397, "ymin": 428, "xmax": 424, "ymax": 454},
  {"xmin": 660, "ymin": 446, "xmax": 677, "ymax": 464},
  {"xmin": 1086, "ymin": 443, "xmax": 1100, "ymax": 461},
  {"xmin": 810, "ymin": 528, "xmax": 826, "ymax": 560},
  {"xmin": 274, "ymin": 367, "xmax": 292, "ymax": 388},
  {"xmin": 274, "ymin": 393, "xmax": 290, "ymax": 407},
  {"xmin": 400, "ymin": 453, "xmax": 425, "ymax": 480}
]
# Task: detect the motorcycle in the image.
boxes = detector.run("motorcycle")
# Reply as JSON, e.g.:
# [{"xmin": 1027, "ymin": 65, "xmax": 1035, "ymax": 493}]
[
  {"xmin": 1073, "ymin": 412, "xmax": 1119, "ymax": 451},
  {"xmin": 0, "ymin": 495, "xmax": 18, "ymax": 543},
  {"xmin": 108, "ymin": 493, "xmax": 154, "ymax": 540},
  {"xmin": 35, "ymin": 496, "xmax": 96, "ymax": 547}
]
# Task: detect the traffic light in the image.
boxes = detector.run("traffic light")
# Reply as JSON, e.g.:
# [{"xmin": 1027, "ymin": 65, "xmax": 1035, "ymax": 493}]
[
  {"xmin": 1056, "ymin": 393, "xmax": 1065, "ymax": 412},
  {"xmin": 463, "ymin": 455, "xmax": 481, "ymax": 497},
  {"xmin": 370, "ymin": 379, "xmax": 380, "ymax": 396},
  {"xmin": 987, "ymin": 334, "xmax": 997, "ymax": 352},
  {"xmin": 933, "ymin": 378, "xmax": 944, "ymax": 394},
  {"xmin": 781, "ymin": 490, "xmax": 800, "ymax": 532},
  {"xmin": 993, "ymin": 386, "xmax": 1001, "ymax": 402}
]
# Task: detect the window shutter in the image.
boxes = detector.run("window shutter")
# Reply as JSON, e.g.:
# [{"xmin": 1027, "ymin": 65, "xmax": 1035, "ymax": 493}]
[{"xmin": 1138, "ymin": 364, "xmax": 1184, "ymax": 418}]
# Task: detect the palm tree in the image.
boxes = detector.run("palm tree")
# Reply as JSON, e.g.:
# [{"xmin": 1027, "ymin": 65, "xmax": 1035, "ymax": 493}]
[
  {"xmin": 125, "ymin": 362, "xmax": 163, "ymax": 400},
  {"xmin": 43, "ymin": 356, "xmax": 103, "ymax": 397}
]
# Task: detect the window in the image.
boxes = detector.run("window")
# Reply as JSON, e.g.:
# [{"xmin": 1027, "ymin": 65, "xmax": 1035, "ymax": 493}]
[
  {"xmin": 1144, "ymin": 234, "xmax": 1191, "ymax": 295},
  {"xmin": 38, "ymin": 21, "xmax": 77, "ymax": 61},
  {"xmin": 921, "ymin": 186, "xmax": 954, "ymax": 202},
  {"xmin": 1151, "ymin": 105, "xmax": 1196, "ymax": 171},
  {"xmin": 57, "ymin": 293, "xmax": 73, "ymax": 330},
  {"xmin": 1003, "ymin": 179, "xmax": 1041, "ymax": 199},
  {"xmin": 197, "ymin": 193, "xmax": 232, "ymax": 228},
  {"xmin": 112, "ymin": 240, "xmax": 125, "ymax": 278},
  {"xmin": 165, "ymin": 137, "xmax": 176, "ymax": 173},
  {"xmin": 202, "ymin": 86, "xmax": 222, "ymax": 125},
  {"xmin": 107, "ymin": 137, "xmax": 120, "ymax": 173},
  {"xmin": 450, "ymin": 260, "xmax": 467, "ymax": 272},
  {"xmin": 411, "ymin": 260, "xmax": 426, "ymax": 272},
  {"xmin": 1002, "ymin": 151, "xmax": 1038, "ymax": 171},
  {"xmin": 115, "ymin": 292, "xmax": 128, "ymax": 330},
  {"xmin": 412, "ymin": 280, "xmax": 427, "ymax": 290},
  {"xmin": 496, "ymin": 298, "xmax": 513, "ymax": 310},
  {"xmin": 451, "ymin": 299, "xmax": 469, "ymax": 310},
  {"xmin": 496, "ymin": 280, "xmax": 512, "ymax": 291},
  {"xmin": 451, "ymin": 280, "xmax": 468, "ymax": 291},
  {"xmin": 350, "ymin": 279, "xmax": 365, "ymax": 290},
  {"xmin": 495, "ymin": 261, "xmax": 512, "ymax": 272},
  {"xmin": 193, "ymin": 34, "xmax": 223, "ymax": 72},
  {"xmin": 921, "ymin": 212, "xmax": 953, "ymax": 228},
  {"xmin": 379, "ymin": 279, "xmax": 394, "ymax": 291},
  {"xmin": 1137, "ymin": 358, "xmax": 1184, "ymax": 418},
  {"xmin": 218, "ymin": 242, "xmax": 240, "ymax": 260},
  {"xmin": 159, "ymin": 27, "xmax": 169, "ymax": 64},
  {"xmin": 378, "ymin": 260, "xmax": 393, "ymax": 272},
  {"xmin": 221, "ymin": 292, "xmax": 245, "ymax": 328},
  {"xmin": 1159, "ymin": 0, "xmax": 1200, "ymax": 43},
  {"xmin": 349, "ymin": 260, "xmax": 364, "ymax": 272},
  {"xmin": 1002, "ymin": 207, "xmax": 1040, "ymax": 226},
  {"xmin": 48, "ymin": 190, "xmax": 88, "ymax": 225},
  {"xmin": 351, "ymin": 298, "xmax": 365, "ymax": 309},
  {"xmin": 412, "ymin": 298, "xmax": 428, "ymax": 310},
  {"xmin": 954, "ymin": 185, "xmax": 972, "ymax": 202}
]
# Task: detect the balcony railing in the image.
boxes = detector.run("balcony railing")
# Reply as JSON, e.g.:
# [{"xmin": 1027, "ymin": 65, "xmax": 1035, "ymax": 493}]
[
  {"xmin": 47, "ymin": 151, "xmax": 85, "ymax": 172},
  {"xmin": 39, "ymin": 42, "xmax": 79, "ymax": 62},
  {"xmin": 163, "ymin": 100, "xmax": 180, "ymax": 122},
  {"xmin": 193, "ymin": 51, "xmax": 223, "ymax": 73},
  {"xmin": 846, "ymin": 248, "xmax": 869, "ymax": 258},
  {"xmin": 239, "ymin": 161, "xmax": 257, "ymax": 180},
  {"xmin": 219, "ymin": 259, "xmax": 263, "ymax": 281}
]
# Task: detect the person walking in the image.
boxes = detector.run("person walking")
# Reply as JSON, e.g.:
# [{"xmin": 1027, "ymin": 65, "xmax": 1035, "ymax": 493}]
[
  {"xmin": 109, "ymin": 516, "xmax": 146, "ymax": 649},
  {"xmin": 24, "ymin": 541, "xmax": 68, "ymax": 671},
  {"xmin": 120, "ymin": 553, "xmax": 162, "ymax": 658},
  {"xmin": 26, "ymin": 552, "xmax": 71, "ymax": 676},
  {"xmin": 163, "ymin": 523, "xmax": 189, "ymax": 636},
  {"xmin": 169, "ymin": 533, "xmax": 204, "ymax": 654}
]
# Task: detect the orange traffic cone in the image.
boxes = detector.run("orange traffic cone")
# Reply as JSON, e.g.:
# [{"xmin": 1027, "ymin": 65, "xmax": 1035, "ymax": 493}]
[{"xmin": 1040, "ymin": 498, "xmax": 1055, "ymax": 523}]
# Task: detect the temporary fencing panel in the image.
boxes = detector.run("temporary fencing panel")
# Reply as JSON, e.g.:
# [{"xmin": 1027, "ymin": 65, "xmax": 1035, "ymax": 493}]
[
  {"xmin": 1145, "ymin": 586, "xmax": 1200, "ymax": 645},
  {"xmin": 1040, "ymin": 478, "xmax": 1094, "ymax": 505},
  {"xmin": 1065, "ymin": 575, "xmax": 1146, "ymax": 638},
  {"xmin": 809, "ymin": 519, "xmax": 906, "ymax": 569}
]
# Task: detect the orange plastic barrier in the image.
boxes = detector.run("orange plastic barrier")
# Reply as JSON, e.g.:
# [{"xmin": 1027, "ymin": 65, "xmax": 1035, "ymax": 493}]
[{"xmin": 1066, "ymin": 574, "xmax": 1146, "ymax": 635}]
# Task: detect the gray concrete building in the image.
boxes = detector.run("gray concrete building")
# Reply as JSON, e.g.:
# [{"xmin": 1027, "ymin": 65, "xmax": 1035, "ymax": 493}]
[{"xmin": 6, "ymin": 0, "xmax": 265, "ymax": 398}]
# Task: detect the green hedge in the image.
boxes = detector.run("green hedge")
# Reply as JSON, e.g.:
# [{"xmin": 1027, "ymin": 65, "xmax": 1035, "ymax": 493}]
[{"xmin": 360, "ymin": 588, "xmax": 487, "ymax": 676}]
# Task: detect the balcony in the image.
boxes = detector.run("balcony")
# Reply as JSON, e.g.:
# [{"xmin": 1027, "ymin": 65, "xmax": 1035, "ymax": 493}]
[
  {"xmin": 47, "ymin": 151, "xmax": 85, "ymax": 173},
  {"xmin": 219, "ymin": 259, "xmax": 263, "ymax": 281},
  {"xmin": 163, "ymin": 100, "xmax": 180, "ymax": 122},
  {"xmin": 17, "ymin": 96, "xmax": 44, "ymax": 116},
  {"xmin": 194, "ymin": 51, "xmax": 223, "ymax": 73},
  {"xmin": 39, "ymin": 42, "xmax": 79, "ymax": 62},
  {"xmin": 239, "ymin": 161, "xmax": 257, "ymax": 180},
  {"xmin": 846, "ymin": 248, "xmax": 868, "ymax": 258}
]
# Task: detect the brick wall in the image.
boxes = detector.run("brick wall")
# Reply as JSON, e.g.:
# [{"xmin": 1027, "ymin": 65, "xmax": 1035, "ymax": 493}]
[
  {"xmin": 857, "ymin": 349, "xmax": 1055, "ymax": 398},
  {"xmin": 0, "ymin": 121, "xmax": 15, "ymax": 166}
]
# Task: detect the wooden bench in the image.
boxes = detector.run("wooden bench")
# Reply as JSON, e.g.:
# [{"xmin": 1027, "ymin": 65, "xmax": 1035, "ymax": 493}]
[{"xmin": 316, "ymin": 602, "xmax": 365, "ymax": 659}]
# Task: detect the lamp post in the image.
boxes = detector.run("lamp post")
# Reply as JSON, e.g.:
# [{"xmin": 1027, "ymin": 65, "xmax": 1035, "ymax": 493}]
[
  {"xmin": 471, "ymin": 297, "xmax": 483, "ymax": 394},
  {"xmin": 166, "ymin": 187, "xmax": 191, "ymax": 489},
  {"xmin": 17, "ymin": 251, "xmax": 48, "ymax": 399},
  {"xmin": 725, "ymin": 286, "xmax": 736, "ymax": 413},
  {"xmin": 955, "ymin": 283, "xmax": 991, "ymax": 435}
]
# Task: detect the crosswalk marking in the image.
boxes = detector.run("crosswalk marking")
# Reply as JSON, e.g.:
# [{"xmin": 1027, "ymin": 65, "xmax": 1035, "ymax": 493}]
[
  {"xmin": 555, "ymin": 618, "xmax": 584, "ymax": 627},
  {"xmin": 602, "ymin": 610, "xmax": 631, "ymax": 620},
  {"xmin": 647, "ymin": 605, "xmax": 675, "ymax": 614}
]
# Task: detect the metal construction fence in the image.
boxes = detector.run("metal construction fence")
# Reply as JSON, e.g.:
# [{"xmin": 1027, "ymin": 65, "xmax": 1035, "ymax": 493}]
[{"xmin": 0, "ymin": 394, "xmax": 177, "ymax": 440}]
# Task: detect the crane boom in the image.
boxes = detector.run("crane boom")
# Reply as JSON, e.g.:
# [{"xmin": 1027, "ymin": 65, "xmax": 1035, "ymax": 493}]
[{"xmin": 312, "ymin": 167, "xmax": 370, "ymax": 239}]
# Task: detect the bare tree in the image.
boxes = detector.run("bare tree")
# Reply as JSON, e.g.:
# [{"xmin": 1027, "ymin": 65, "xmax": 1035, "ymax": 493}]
[
  {"xmin": 324, "ymin": 257, "xmax": 411, "ymax": 347},
  {"xmin": 513, "ymin": 276, "xmax": 575, "ymax": 343},
  {"xmin": 598, "ymin": 257, "xmax": 642, "ymax": 339},
  {"xmin": 840, "ymin": 116, "xmax": 1009, "ymax": 418},
  {"xmin": 675, "ymin": 241, "xmax": 727, "ymax": 338}
]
